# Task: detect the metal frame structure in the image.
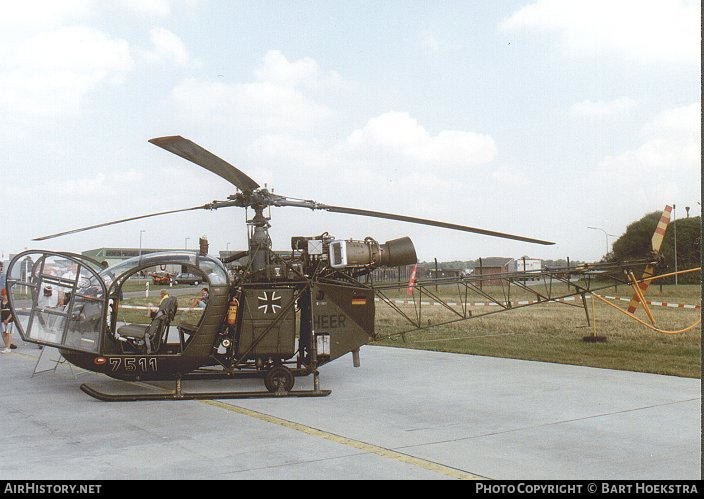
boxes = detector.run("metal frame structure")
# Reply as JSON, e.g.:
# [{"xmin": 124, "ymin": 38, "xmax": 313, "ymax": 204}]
[{"xmin": 368, "ymin": 258, "xmax": 657, "ymax": 339}]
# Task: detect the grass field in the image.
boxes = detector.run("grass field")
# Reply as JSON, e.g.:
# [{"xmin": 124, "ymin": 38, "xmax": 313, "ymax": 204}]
[
  {"xmin": 373, "ymin": 284, "xmax": 701, "ymax": 378},
  {"xmin": 118, "ymin": 292, "xmax": 205, "ymax": 326},
  {"xmin": 121, "ymin": 280, "xmax": 194, "ymax": 292},
  {"xmin": 115, "ymin": 280, "xmax": 700, "ymax": 378}
]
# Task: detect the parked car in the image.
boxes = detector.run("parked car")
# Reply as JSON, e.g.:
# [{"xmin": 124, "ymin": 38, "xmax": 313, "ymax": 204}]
[
  {"xmin": 149, "ymin": 271, "xmax": 172, "ymax": 285},
  {"xmin": 171, "ymin": 273, "xmax": 202, "ymax": 285}
]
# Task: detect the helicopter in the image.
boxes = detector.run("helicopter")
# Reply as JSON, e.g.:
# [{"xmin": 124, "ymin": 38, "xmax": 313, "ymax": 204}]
[{"xmin": 17, "ymin": 135, "xmax": 668, "ymax": 402}]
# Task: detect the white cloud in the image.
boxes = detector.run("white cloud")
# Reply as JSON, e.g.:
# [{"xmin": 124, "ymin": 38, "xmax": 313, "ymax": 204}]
[
  {"xmin": 491, "ymin": 167, "xmax": 531, "ymax": 187},
  {"xmin": 171, "ymin": 78, "xmax": 332, "ymax": 130},
  {"xmin": 594, "ymin": 102, "xmax": 700, "ymax": 220},
  {"xmin": 253, "ymin": 50, "xmax": 349, "ymax": 90},
  {"xmin": 242, "ymin": 112, "xmax": 500, "ymax": 223},
  {"xmin": 116, "ymin": 0, "xmax": 172, "ymax": 17},
  {"xmin": 170, "ymin": 51, "xmax": 340, "ymax": 130},
  {"xmin": 600, "ymin": 137, "xmax": 697, "ymax": 179},
  {"xmin": 600, "ymin": 102, "xmax": 700, "ymax": 175},
  {"xmin": 246, "ymin": 134, "xmax": 333, "ymax": 171},
  {"xmin": 116, "ymin": 0, "xmax": 200, "ymax": 17},
  {"xmin": 570, "ymin": 97, "xmax": 636, "ymax": 117},
  {"xmin": 346, "ymin": 112, "xmax": 497, "ymax": 169},
  {"xmin": 501, "ymin": 0, "xmax": 700, "ymax": 64},
  {"xmin": 254, "ymin": 50, "xmax": 318, "ymax": 86},
  {"xmin": 421, "ymin": 30, "xmax": 441, "ymax": 52},
  {"xmin": 7, "ymin": 170, "xmax": 146, "ymax": 236},
  {"xmin": 141, "ymin": 27, "xmax": 194, "ymax": 67},
  {"xmin": 641, "ymin": 102, "xmax": 700, "ymax": 140},
  {"xmin": 0, "ymin": 3, "xmax": 198, "ymax": 124},
  {"xmin": 41, "ymin": 170, "xmax": 144, "ymax": 200},
  {"xmin": 0, "ymin": 1, "xmax": 93, "ymax": 29},
  {"xmin": 240, "ymin": 113, "xmax": 500, "ymax": 225},
  {"xmin": 0, "ymin": 26, "xmax": 134, "ymax": 119},
  {"xmin": 0, "ymin": 0, "xmax": 196, "ymax": 28}
]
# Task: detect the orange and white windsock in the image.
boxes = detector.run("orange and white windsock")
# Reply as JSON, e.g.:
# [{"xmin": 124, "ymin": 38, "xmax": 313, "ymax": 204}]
[
  {"xmin": 407, "ymin": 264, "xmax": 417, "ymax": 296},
  {"xmin": 626, "ymin": 205, "xmax": 672, "ymax": 314}
]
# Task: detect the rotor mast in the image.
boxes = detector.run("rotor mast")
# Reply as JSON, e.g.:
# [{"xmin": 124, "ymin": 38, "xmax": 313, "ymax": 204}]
[{"xmin": 247, "ymin": 202, "xmax": 272, "ymax": 273}]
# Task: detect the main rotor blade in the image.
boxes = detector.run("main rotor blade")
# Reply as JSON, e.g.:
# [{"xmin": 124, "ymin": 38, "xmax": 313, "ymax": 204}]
[
  {"xmin": 305, "ymin": 202, "xmax": 554, "ymax": 245},
  {"xmin": 149, "ymin": 136, "xmax": 260, "ymax": 193},
  {"xmin": 33, "ymin": 205, "xmax": 210, "ymax": 241}
]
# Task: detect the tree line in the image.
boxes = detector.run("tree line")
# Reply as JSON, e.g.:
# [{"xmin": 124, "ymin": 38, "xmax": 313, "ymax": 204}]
[{"xmin": 608, "ymin": 211, "xmax": 701, "ymax": 284}]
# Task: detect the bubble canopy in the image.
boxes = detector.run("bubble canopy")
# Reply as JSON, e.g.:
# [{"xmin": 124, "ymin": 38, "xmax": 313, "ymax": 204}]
[
  {"xmin": 100, "ymin": 251, "xmax": 230, "ymax": 290},
  {"xmin": 5, "ymin": 250, "xmax": 229, "ymax": 354}
]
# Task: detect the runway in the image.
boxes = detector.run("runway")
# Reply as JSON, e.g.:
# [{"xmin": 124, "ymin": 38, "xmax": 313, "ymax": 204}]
[{"xmin": 0, "ymin": 342, "xmax": 699, "ymax": 479}]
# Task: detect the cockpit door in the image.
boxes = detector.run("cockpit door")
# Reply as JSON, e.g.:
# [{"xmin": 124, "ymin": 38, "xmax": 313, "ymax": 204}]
[{"xmin": 5, "ymin": 251, "xmax": 108, "ymax": 354}]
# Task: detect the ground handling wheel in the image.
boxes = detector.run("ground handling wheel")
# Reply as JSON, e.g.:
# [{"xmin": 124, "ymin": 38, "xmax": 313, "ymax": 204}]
[{"xmin": 264, "ymin": 365, "xmax": 295, "ymax": 393}]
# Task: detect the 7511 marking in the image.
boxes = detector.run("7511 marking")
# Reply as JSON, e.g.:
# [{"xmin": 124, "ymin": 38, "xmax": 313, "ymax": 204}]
[{"xmin": 109, "ymin": 357, "xmax": 158, "ymax": 372}]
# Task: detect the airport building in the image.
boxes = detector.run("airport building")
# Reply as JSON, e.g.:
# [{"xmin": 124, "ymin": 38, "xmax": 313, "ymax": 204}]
[
  {"xmin": 81, "ymin": 247, "xmax": 295, "ymax": 269},
  {"xmin": 82, "ymin": 247, "xmax": 198, "ymax": 268},
  {"xmin": 507, "ymin": 257, "xmax": 542, "ymax": 273}
]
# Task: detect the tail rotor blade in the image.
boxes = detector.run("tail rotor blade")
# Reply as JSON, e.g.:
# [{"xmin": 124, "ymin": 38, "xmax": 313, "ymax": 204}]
[
  {"xmin": 626, "ymin": 205, "xmax": 673, "ymax": 314},
  {"xmin": 650, "ymin": 205, "xmax": 673, "ymax": 253},
  {"xmin": 149, "ymin": 136, "xmax": 260, "ymax": 193}
]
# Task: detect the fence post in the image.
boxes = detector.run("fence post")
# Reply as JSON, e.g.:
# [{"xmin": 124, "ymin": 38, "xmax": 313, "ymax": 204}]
[
  {"xmin": 434, "ymin": 258, "xmax": 438, "ymax": 292},
  {"xmin": 479, "ymin": 257, "xmax": 483, "ymax": 291}
]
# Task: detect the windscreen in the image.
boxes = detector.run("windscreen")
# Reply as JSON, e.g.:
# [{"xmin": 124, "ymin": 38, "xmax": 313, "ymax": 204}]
[{"xmin": 6, "ymin": 251, "xmax": 107, "ymax": 353}]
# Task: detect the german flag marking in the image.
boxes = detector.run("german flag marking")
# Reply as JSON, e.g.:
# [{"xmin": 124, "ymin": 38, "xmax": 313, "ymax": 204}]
[{"xmin": 351, "ymin": 298, "xmax": 367, "ymax": 305}]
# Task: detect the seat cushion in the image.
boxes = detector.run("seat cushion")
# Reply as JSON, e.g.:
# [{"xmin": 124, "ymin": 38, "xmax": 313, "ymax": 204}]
[{"xmin": 117, "ymin": 324, "xmax": 149, "ymax": 339}]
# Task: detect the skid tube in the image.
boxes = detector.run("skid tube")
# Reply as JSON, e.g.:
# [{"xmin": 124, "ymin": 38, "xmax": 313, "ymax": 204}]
[
  {"xmin": 80, "ymin": 371, "xmax": 331, "ymax": 401},
  {"xmin": 80, "ymin": 384, "xmax": 331, "ymax": 401}
]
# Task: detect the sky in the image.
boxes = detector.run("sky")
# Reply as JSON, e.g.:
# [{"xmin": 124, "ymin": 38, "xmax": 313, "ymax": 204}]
[{"xmin": 0, "ymin": 0, "xmax": 700, "ymax": 263}]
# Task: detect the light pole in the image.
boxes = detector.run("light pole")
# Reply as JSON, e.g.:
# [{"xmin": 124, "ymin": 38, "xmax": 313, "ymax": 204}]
[
  {"xmin": 226, "ymin": 242, "xmax": 230, "ymax": 255},
  {"xmin": 185, "ymin": 237, "xmax": 190, "ymax": 250},
  {"xmin": 139, "ymin": 230, "xmax": 145, "ymax": 259},
  {"xmin": 587, "ymin": 226, "xmax": 615, "ymax": 258},
  {"xmin": 672, "ymin": 204, "xmax": 677, "ymax": 285}
]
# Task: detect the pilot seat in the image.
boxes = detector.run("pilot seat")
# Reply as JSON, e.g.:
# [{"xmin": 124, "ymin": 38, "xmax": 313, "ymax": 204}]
[{"xmin": 116, "ymin": 296, "xmax": 178, "ymax": 354}]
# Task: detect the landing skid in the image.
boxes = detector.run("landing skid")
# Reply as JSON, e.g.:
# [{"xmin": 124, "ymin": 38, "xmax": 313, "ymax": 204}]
[
  {"xmin": 80, "ymin": 383, "xmax": 332, "ymax": 401},
  {"xmin": 79, "ymin": 370, "xmax": 331, "ymax": 401}
]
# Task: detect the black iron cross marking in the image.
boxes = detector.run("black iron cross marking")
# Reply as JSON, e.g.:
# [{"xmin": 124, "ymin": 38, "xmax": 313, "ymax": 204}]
[{"xmin": 257, "ymin": 291, "xmax": 282, "ymax": 314}]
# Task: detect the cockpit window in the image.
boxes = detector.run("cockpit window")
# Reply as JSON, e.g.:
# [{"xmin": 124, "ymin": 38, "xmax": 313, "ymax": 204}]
[
  {"xmin": 100, "ymin": 251, "xmax": 228, "ymax": 290},
  {"xmin": 109, "ymin": 260, "xmax": 219, "ymax": 355},
  {"xmin": 6, "ymin": 251, "xmax": 228, "ymax": 356},
  {"xmin": 5, "ymin": 251, "xmax": 107, "ymax": 353}
]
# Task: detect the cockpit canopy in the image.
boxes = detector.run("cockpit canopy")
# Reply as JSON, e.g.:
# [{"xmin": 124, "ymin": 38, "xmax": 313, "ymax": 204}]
[
  {"xmin": 101, "ymin": 251, "xmax": 229, "ymax": 292},
  {"xmin": 5, "ymin": 250, "xmax": 228, "ymax": 354}
]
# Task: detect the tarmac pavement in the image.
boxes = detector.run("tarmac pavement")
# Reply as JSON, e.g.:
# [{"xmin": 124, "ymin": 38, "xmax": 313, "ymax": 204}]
[{"xmin": 0, "ymin": 341, "xmax": 699, "ymax": 480}]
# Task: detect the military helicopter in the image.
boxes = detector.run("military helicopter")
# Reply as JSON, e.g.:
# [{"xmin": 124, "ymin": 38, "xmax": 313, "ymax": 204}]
[{"xmin": 6, "ymin": 136, "xmax": 558, "ymax": 401}]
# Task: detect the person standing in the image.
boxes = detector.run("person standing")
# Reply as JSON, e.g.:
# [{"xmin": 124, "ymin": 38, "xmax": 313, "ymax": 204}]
[
  {"xmin": 0, "ymin": 261, "xmax": 6, "ymax": 292},
  {"xmin": 1, "ymin": 289, "xmax": 14, "ymax": 353}
]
